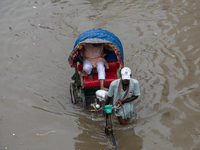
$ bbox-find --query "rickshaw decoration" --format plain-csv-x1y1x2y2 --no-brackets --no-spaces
68,28,124,68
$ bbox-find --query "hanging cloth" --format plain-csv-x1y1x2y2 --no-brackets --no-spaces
116,79,131,103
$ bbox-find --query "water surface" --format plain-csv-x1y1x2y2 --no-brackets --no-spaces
0,0,200,149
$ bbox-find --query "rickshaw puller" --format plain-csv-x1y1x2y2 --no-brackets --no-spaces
105,67,140,125
80,43,112,91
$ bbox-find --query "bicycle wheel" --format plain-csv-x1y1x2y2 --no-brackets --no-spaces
109,131,117,150
70,83,77,104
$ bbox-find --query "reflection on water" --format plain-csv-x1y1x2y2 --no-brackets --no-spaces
74,111,143,150
0,0,200,149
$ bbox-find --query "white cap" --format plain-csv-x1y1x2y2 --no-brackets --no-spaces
121,67,131,80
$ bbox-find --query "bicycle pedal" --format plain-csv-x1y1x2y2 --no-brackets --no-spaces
107,127,112,132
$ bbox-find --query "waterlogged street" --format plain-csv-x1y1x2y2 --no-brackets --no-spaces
0,0,200,149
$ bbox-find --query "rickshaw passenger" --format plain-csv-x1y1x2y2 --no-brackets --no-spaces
105,67,140,125
80,43,112,91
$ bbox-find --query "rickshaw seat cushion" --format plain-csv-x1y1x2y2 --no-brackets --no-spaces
77,61,120,72
83,71,117,88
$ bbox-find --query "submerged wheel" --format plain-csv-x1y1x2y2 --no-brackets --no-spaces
70,83,77,104
81,91,86,108
105,127,117,150
109,131,117,150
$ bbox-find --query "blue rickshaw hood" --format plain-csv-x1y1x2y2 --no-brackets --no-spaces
68,29,124,67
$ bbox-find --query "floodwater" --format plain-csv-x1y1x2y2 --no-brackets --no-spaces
0,0,200,149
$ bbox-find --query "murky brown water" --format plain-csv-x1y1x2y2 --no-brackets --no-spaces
0,0,200,149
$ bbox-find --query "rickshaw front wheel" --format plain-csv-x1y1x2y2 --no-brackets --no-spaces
70,83,77,104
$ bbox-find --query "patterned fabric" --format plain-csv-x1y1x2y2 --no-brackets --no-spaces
80,44,108,68
69,43,87,67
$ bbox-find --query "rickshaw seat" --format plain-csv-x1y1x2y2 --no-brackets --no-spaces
83,71,117,87
77,61,120,88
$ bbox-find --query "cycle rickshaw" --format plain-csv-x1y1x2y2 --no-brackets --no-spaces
68,29,124,149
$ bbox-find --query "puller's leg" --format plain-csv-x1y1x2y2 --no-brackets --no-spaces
118,116,127,125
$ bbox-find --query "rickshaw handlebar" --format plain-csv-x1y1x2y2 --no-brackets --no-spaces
111,105,121,110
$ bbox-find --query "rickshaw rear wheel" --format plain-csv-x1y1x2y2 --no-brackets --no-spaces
81,91,86,108
70,83,77,104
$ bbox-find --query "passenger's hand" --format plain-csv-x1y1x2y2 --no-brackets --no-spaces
81,70,88,76
105,64,109,69
115,100,121,106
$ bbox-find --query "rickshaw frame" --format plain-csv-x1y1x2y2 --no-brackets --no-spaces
68,29,124,149
68,28,124,108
